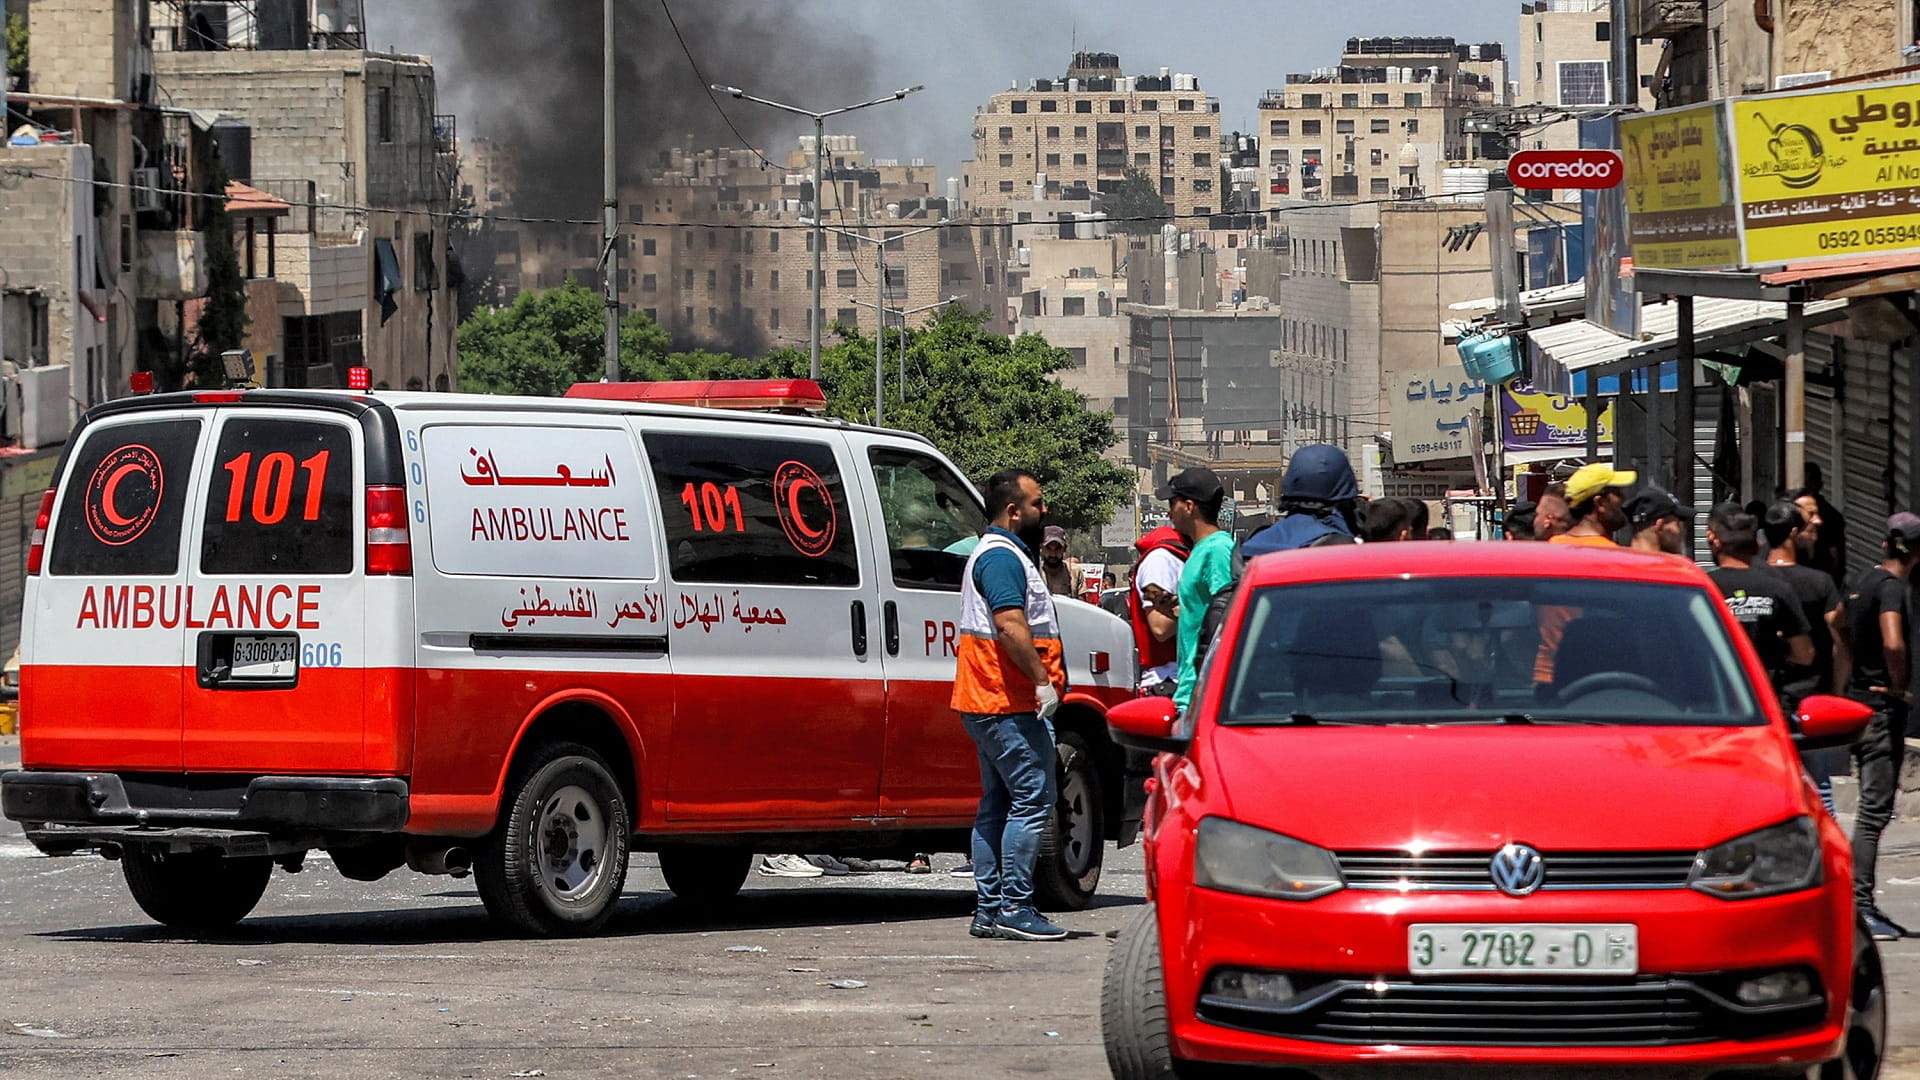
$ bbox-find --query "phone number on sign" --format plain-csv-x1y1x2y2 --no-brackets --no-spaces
1817,222,1920,251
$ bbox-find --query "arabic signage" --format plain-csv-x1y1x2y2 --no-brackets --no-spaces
1501,380,1616,454
1508,149,1623,190
1621,103,1741,270
424,425,656,580
1390,365,1487,464
1731,82,1920,265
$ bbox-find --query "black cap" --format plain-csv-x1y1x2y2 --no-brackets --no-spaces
1156,467,1224,503
1624,486,1693,531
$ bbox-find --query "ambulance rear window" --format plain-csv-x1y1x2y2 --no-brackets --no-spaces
199,418,354,575
49,418,202,577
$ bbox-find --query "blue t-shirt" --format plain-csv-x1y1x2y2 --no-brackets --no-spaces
970,526,1032,613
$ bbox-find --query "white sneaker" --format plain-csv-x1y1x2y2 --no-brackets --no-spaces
758,854,823,878
803,854,852,876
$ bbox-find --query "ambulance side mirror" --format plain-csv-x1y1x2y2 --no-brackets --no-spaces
1107,696,1187,754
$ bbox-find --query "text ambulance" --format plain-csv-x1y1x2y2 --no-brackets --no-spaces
1,379,1141,936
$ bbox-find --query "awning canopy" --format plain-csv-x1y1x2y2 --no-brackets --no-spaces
1529,296,1849,378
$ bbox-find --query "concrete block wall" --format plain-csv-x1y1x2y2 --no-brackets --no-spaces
25,0,135,100
152,51,357,207
274,232,368,318
0,145,102,378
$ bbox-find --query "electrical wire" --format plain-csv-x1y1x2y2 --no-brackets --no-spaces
657,0,786,174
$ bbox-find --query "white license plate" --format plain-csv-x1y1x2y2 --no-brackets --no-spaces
1409,924,1638,975
230,636,298,680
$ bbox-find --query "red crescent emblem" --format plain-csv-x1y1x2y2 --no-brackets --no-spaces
99,463,142,527
772,460,837,558
84,444,164,546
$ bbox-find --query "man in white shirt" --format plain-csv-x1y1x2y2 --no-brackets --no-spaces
1128,525,1190,697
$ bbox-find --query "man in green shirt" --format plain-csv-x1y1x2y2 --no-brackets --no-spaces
1159,467,1233,713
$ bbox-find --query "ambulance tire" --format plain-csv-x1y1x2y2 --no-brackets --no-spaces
1034,728,1104,912
121,847,272,931
477,741,632,938
657,846,752,905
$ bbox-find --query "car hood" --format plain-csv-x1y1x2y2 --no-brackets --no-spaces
1202,722,1803,852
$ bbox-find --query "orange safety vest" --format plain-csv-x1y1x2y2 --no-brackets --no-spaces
951,531,1068,715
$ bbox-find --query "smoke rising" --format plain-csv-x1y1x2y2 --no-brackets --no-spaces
391,0,877,217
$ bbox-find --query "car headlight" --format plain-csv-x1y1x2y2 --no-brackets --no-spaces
1689,817,1820,900
1194,817,1344,901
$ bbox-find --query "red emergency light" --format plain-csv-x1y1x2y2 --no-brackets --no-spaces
129,371,155,395
347,366,373,391
566,378,829,414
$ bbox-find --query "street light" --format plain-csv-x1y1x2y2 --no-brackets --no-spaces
708,82,925,383
849,294,962,403
811,219,945,427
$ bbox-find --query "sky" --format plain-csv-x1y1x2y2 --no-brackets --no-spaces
376,0,1522,179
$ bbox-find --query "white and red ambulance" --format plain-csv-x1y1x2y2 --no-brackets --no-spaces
1,376,1142,936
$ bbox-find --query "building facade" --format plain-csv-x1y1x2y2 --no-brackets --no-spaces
1516,1,1663,151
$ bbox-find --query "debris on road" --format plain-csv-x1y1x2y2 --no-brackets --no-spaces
508,1071,546,1078
725,945,768,953
9,1022,71,1038
823,979,868,990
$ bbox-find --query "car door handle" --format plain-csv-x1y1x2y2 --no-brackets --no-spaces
850,600,868,657
883,601,900,656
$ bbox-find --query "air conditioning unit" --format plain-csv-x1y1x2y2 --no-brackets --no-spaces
15,364,72,451
131,167,163,212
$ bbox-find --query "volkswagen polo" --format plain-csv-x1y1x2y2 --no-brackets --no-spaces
1101,543,1881,1080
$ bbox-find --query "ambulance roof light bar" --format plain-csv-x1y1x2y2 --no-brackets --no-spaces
565,379,828,415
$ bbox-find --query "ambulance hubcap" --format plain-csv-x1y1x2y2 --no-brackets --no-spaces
1060,766,1095,877
536,784,608,902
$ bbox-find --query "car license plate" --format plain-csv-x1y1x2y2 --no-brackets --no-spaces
230,635,298,681
1408,924,1637,975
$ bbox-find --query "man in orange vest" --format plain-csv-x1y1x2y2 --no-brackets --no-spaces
953,468,1070,942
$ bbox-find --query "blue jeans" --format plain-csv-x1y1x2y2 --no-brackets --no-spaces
962,710,1057,914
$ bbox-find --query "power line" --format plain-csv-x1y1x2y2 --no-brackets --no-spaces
656,0,786,174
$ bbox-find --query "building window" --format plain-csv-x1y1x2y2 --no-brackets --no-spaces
769,308,780,329
1595,20,1611,40
1041,99,1057,112
702,269,714,290
642,237,656,256
1406,118,1419,133
683,268,694,289
837,233,857,252
1193,125,1210,139
644,308,657,323
1558,60,1609,106
1269,119,1289,137
1074,125,1088,138
837,307,859,325
1371,177,1390,195
1193,152,1211,166
642,273,657,292
770,270,780,290
683,306,694,324
1062,296,1086,316
1404,92,1424,108
745,269,755,289
1046,125,1060,138
1536,61,1544,82
1066,347,1088,367
1140,99,1158,112
1194,178,1212,192
1075,100,1093,113
1074,153,1088,165
1135,152,1152,166
1371,118,1390,134
1010,99,1028,113
1372,93,1389,106
1135,124,1152,138
999,126,1014,140
1046,153,1061,167
1341,94,1359,108
1177,98,1196,111
1302,120,1322,136
1335,119,1355,134
707,230,717,249
999,153,1015,167
683,229,694,249
707,307,717,327
1161,177,1175,195
1370,147,1383,165
837,269,858,288
377,87,393,143
1194,205,1210,215
769,231,780,252
999,180,1016,192
1301,93,1323,108
1109,99,1126,112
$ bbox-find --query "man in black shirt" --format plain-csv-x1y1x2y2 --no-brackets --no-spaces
1705,504,1813,692
1845,512,1920,940
1764,500,1852,816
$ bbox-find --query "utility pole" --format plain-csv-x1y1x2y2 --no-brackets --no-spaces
874,243,886,427
1609,0,1637,110
600,0,619,382
814,116,824,381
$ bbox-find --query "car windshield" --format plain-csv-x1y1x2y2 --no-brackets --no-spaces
1220,577,1760,727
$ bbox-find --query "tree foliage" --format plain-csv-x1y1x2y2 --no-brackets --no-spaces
5,13,26,83
1103,168,1172,236
191,160,250,386
455,293,1132,529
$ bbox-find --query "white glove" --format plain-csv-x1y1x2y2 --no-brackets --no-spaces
1034,682,1061,720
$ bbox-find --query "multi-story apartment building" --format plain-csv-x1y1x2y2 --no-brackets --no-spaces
461,136,520,219
1516,1,1662,151
152,2,460,391
1257,37,1509,203
963,52,1224,221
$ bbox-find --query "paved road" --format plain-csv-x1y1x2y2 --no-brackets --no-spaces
2,734,1920,1079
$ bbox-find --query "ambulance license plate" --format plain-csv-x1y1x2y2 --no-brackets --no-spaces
230,635,298,681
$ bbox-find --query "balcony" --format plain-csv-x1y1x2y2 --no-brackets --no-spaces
1634,0,1705,37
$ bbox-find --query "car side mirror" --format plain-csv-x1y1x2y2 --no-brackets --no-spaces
1107,696,1188,754
1794,694,1874,750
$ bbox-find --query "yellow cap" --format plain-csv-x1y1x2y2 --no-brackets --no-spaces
1565,462,1637,506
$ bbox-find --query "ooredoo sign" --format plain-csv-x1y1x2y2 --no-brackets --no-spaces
1507,149,1623,189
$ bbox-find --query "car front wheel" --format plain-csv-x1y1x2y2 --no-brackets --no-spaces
1818,918,1887,1080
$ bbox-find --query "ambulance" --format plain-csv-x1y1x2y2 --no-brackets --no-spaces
1,375,1142,936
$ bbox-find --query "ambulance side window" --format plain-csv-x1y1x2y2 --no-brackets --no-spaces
48,418,202,577
868,448,985,592
200,418,354,575
645,432,859,587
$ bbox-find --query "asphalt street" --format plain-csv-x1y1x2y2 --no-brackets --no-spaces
2,735,1920,1079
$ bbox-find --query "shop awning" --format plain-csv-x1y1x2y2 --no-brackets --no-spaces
1529,297,1849,378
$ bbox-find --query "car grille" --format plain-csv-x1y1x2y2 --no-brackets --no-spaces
1335,849,1698,891
1198,978,1775,1047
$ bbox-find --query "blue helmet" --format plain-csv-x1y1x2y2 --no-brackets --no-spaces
1282,444,1359,503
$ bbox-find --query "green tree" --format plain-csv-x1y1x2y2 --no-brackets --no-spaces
188,160,250,387
456,281,675,395
1103,168,1172,236
5,12,26,85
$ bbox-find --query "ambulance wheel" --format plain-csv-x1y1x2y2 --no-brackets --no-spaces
121,847,272,931
657,846,752,905
477,741,631,937
1035,728,1104,911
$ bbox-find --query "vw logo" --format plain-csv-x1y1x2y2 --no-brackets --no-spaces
1490,842,1545,897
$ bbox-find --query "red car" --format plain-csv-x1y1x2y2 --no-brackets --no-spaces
1101,543,1882,1080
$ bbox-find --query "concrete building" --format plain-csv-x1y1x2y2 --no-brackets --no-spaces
1257,38,1509,203
152,12,460,391
1009,232,1131,435
1517,1,1662,151
460,136,520,220
963,52,1224,220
